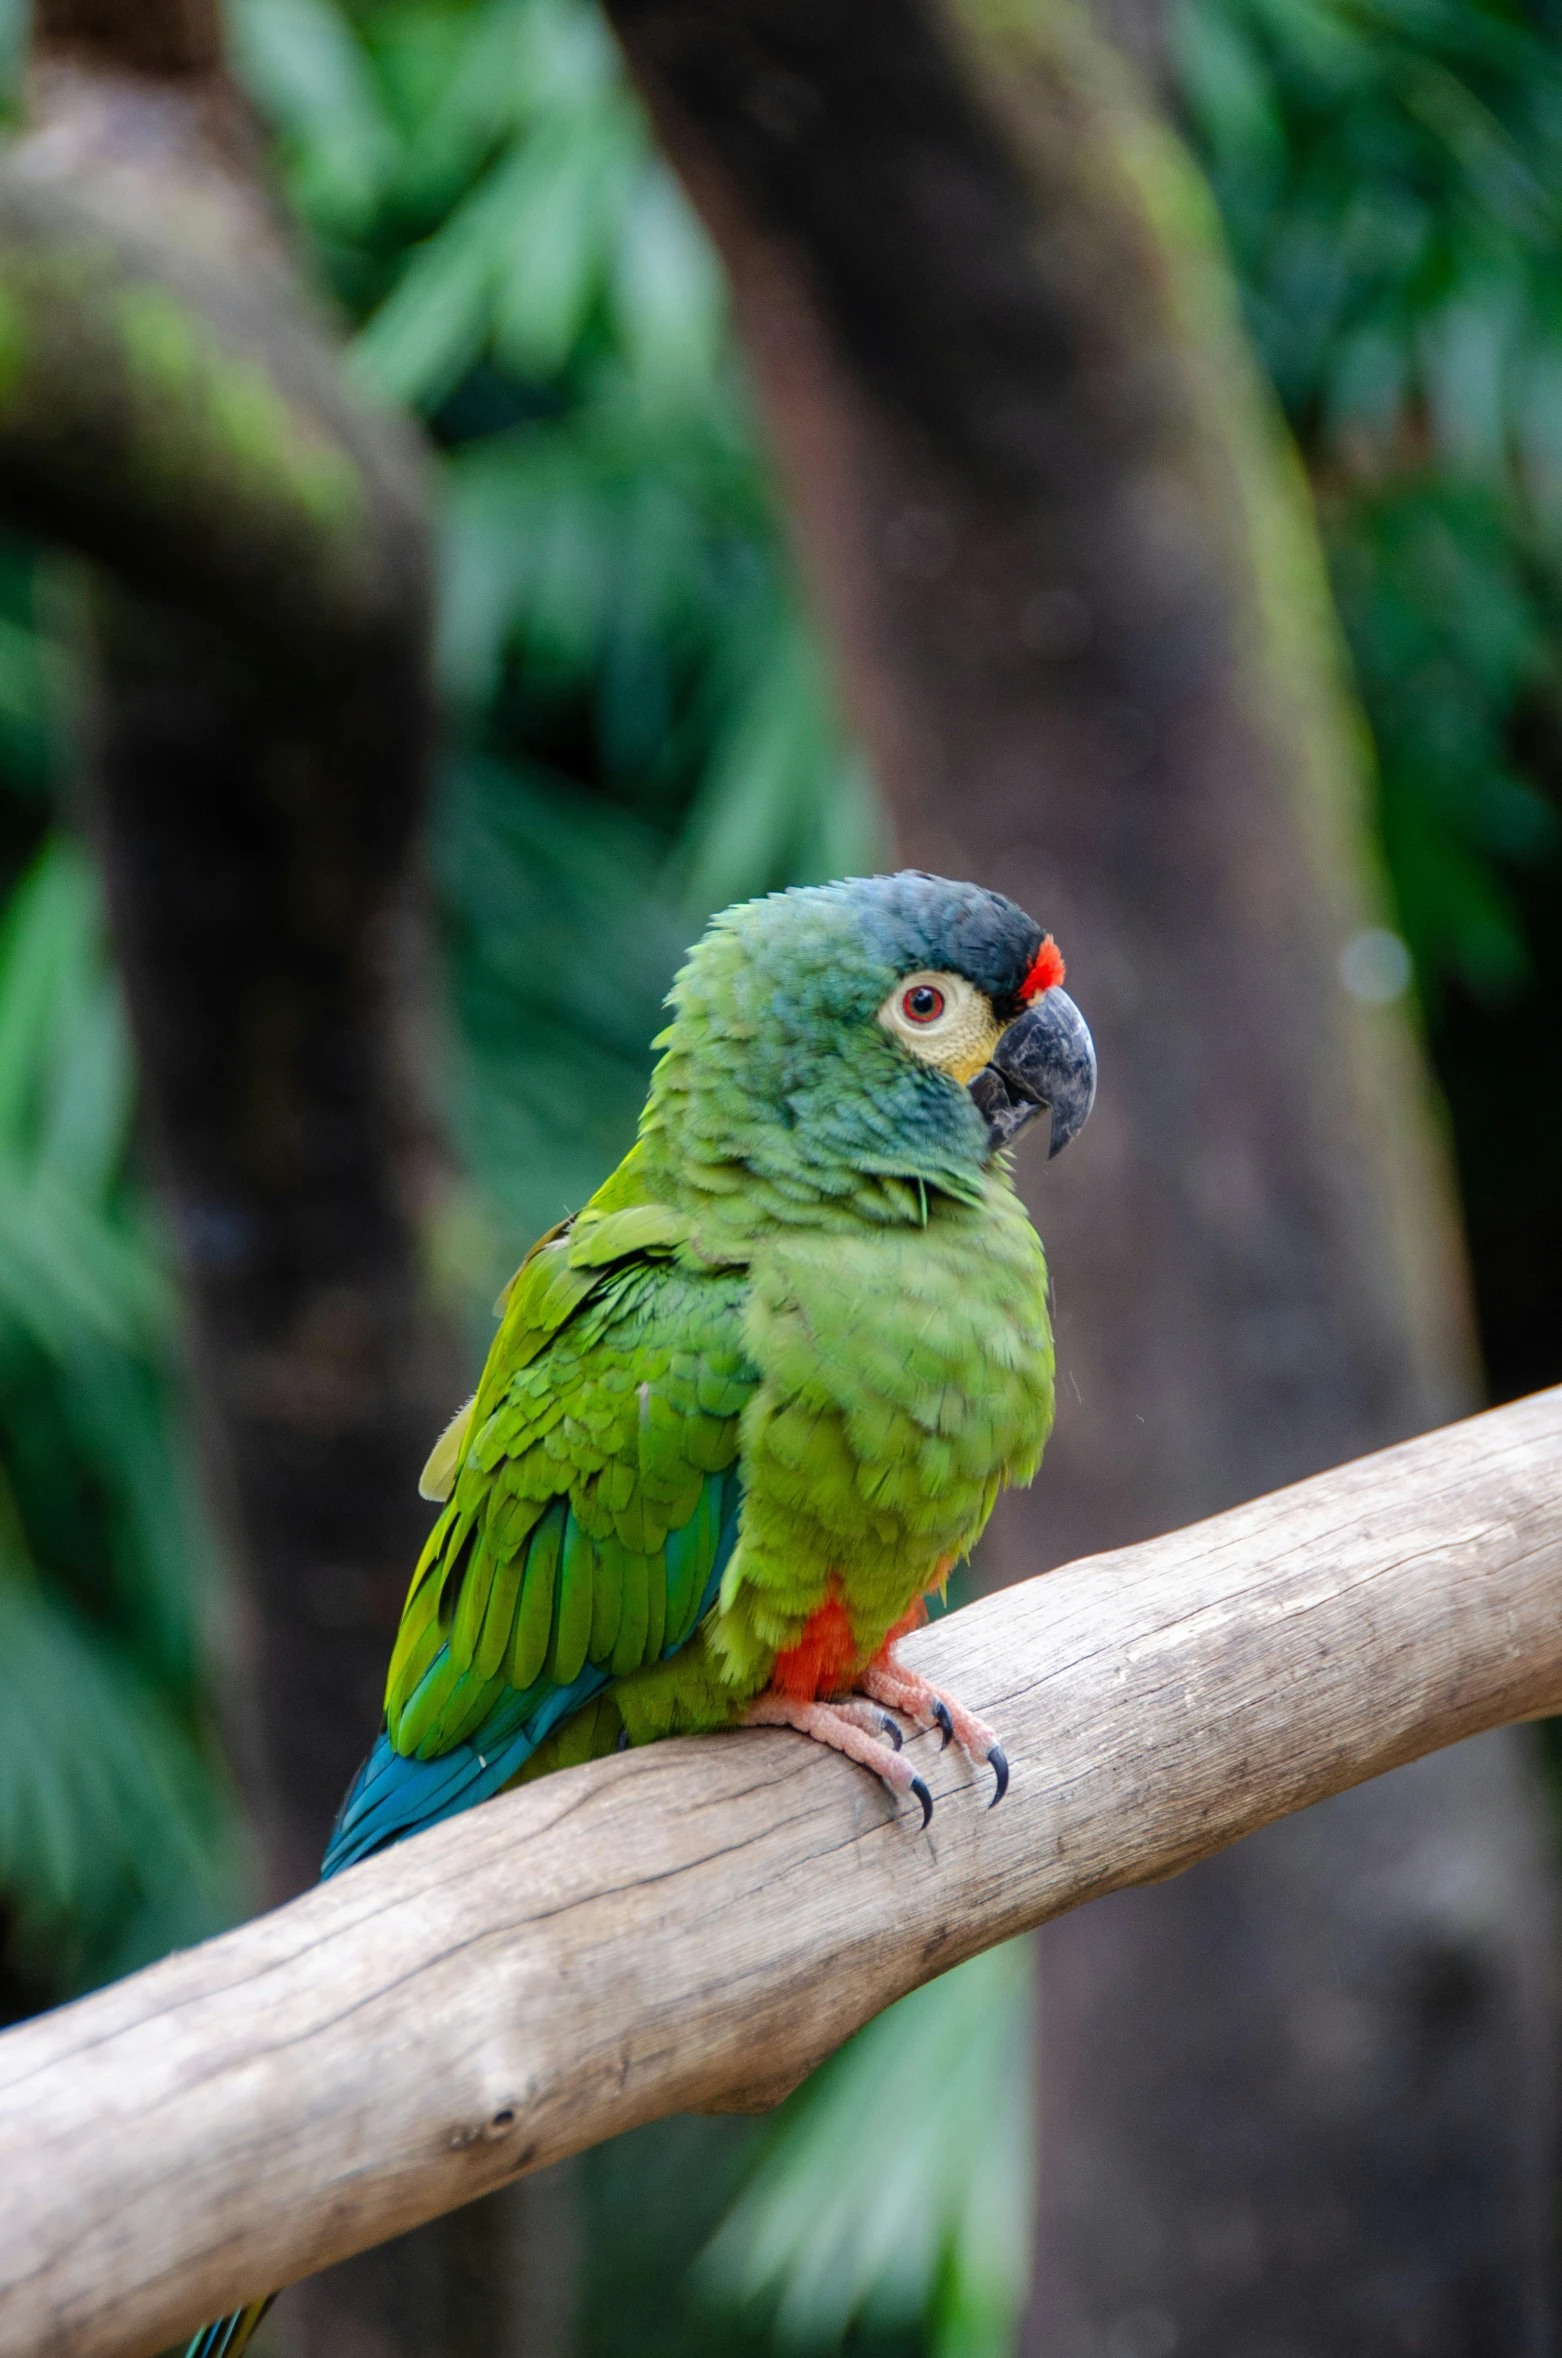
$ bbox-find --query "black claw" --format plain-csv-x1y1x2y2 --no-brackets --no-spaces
987,1745,1010,1808
877,1712,903,1750
615,1728,631,1753
910,1776,934,1830
931,1698,955,1750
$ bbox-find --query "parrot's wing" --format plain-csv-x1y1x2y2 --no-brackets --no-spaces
322,1210,753,1876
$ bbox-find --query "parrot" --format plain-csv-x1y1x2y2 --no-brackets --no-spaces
185,870,1095,2358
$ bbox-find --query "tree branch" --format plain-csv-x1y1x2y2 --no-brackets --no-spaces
0,171,425,667
2,1387,1559,2358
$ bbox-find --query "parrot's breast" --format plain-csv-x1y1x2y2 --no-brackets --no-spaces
708,1176,1055,1689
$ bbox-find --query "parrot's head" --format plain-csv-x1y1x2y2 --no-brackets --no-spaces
648,871,1095,1218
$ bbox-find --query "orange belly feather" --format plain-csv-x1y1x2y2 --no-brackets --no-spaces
770,1586,931,1702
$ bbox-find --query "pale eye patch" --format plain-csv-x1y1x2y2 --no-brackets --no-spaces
877,969,1004,1083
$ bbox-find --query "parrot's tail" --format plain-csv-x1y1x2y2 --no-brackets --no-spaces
184,2294,275,2356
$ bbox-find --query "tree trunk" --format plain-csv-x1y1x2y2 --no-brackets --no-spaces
599,0,1558,2343
0,9,543,2351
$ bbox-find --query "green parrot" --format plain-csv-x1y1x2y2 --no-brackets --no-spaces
186,871,1093,2358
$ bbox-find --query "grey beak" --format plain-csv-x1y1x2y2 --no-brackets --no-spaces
969,988,1097,1159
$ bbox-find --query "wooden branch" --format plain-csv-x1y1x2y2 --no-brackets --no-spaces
3,1388,1561,2358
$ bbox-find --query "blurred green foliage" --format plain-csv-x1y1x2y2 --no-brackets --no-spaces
1175,0,1562,1003
0,554,238,2017
1172,0,1562,1393
700,1942,1036,2358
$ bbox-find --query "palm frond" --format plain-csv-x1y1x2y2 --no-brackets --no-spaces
0,1561,238,1995
0,844,238,2001
701,1944,1037,2358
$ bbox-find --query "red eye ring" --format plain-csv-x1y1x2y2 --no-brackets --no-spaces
901,984,946,1025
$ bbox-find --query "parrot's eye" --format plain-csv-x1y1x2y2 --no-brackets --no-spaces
878,969,1004,1082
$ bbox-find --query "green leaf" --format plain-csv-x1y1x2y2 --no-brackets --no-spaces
700,1942,1037,2358
230,0,401,234
0,1568,239,1994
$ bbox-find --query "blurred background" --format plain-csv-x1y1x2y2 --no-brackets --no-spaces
0,0,1558,2351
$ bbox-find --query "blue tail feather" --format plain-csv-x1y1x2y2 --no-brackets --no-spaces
320,1661,612,1878
185,2295,274,2357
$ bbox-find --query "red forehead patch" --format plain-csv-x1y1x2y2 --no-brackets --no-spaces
1020,935,1065,1000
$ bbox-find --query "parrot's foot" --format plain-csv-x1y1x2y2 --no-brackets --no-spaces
857,1661,1009,1807
744,1694,932,1827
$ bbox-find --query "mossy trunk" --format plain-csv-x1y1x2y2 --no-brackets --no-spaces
602,0,1558,2343
0,8,548,2351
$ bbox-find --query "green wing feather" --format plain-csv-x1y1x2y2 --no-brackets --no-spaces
385,1164,756,1763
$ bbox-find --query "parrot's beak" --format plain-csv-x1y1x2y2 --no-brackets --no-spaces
969,987,1097,1159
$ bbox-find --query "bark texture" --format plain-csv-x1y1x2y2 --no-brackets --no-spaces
4,1385,1562,2358
15,0,437,1901
0,12,530,2353
598,0,1556,2343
